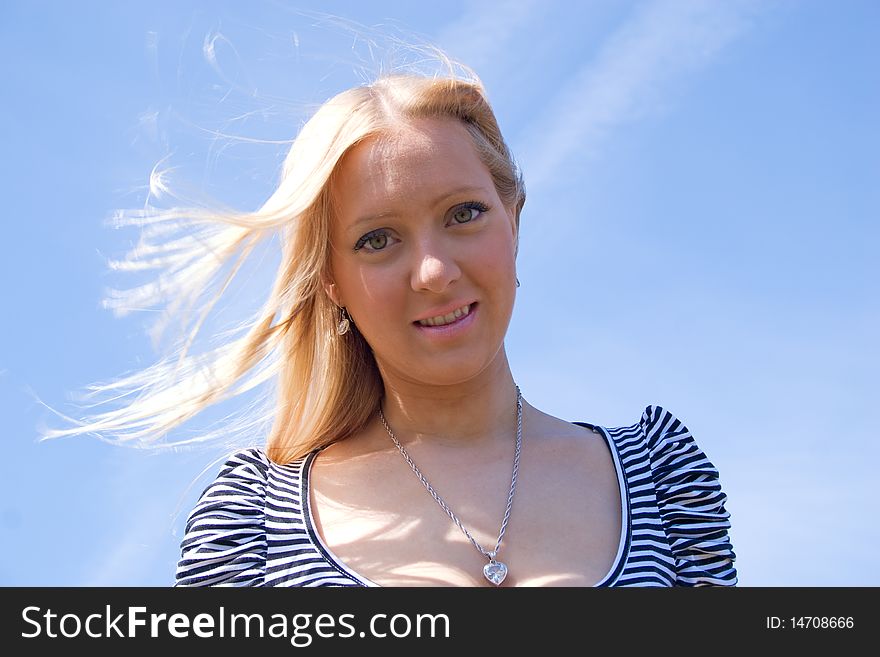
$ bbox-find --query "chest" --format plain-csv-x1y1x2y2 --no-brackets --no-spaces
305,435,623,586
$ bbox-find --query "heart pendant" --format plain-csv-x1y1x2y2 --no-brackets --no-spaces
483,560,508,586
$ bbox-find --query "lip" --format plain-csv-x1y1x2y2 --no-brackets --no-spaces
413,302,478,338
412,300,477,324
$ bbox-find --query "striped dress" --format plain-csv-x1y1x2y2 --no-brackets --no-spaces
175,405,738,587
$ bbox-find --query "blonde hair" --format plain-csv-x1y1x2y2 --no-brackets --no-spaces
40,51,526,465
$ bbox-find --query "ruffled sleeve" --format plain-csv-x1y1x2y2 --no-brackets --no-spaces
641,405,738,586
175,448,269,586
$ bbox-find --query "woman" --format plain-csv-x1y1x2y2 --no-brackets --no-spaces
168,66,738,587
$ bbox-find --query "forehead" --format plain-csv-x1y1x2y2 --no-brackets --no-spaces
332,117,492,219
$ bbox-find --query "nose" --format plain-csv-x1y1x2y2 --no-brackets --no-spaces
410,237,461,293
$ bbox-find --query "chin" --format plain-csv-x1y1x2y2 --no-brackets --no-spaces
392,348,503,387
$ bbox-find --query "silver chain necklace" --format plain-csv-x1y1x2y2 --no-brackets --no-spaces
378,385,522,586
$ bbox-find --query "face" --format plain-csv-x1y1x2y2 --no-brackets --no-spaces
326,116,518,388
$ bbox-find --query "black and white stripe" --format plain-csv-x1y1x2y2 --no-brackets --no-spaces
176,405,737,587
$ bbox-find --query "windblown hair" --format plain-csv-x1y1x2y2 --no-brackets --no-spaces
41,52,526,465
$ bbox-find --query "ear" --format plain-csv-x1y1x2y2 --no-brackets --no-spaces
323,277,344,308
506,205,520,259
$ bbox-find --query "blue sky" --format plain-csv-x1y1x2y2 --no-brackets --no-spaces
2,0,877,586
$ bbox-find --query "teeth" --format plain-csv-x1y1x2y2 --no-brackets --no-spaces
418,304,471,327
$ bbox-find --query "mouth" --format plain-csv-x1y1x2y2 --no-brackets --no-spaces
414,302,475,327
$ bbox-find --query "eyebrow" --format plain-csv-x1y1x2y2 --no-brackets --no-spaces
347,185,490,232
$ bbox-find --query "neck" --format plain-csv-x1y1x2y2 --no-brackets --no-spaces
375,347,521,449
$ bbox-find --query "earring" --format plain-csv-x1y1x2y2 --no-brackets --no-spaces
337,307,351,336
516,277,521,288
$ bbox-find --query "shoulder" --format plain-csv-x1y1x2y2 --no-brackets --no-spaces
637,404,711,469
594,404,718,468
632,405,738,586
175,448,273,587
214,447,272,485
192,447,272,511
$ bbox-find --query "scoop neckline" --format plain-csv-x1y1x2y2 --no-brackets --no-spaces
299,422,631,587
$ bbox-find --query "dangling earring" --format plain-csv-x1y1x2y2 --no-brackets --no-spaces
337,306,351,336
516,277,521,288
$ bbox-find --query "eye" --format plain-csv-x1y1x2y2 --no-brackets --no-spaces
354,229,393,253
451,201,490,224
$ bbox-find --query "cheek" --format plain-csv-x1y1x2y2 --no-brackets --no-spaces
348,269,404,325
469,230,516,278
365,280,398,312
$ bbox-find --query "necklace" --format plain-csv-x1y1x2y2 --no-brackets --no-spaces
378,385,522,586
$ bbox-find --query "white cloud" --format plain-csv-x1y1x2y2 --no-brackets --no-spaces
83,514,169,586
433,0,542,74
519,0,762,189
